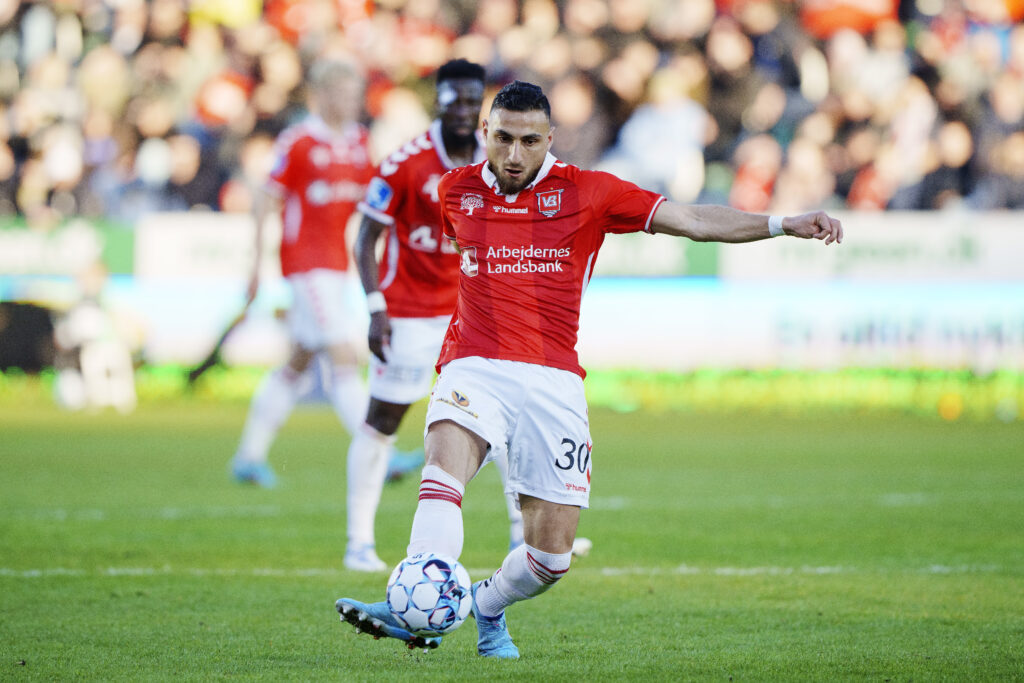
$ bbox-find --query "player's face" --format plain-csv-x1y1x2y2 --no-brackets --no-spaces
437,78,484,145
483,107,553,196
314,73,363,125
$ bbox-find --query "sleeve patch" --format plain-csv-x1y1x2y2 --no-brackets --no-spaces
364,177,395,212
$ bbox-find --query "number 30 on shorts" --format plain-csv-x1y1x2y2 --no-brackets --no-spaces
557,438,592,473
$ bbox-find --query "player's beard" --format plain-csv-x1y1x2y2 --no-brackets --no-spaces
491,163,538,196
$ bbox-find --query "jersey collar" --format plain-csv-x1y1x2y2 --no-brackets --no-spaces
306,115,359,143
431,120,486,170
481,152,559,201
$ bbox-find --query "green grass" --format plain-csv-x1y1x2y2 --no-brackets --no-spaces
1,380,1023,680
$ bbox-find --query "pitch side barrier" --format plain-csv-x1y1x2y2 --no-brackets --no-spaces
1,212,1022,370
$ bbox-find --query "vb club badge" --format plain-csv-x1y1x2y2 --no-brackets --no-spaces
537,189,563,217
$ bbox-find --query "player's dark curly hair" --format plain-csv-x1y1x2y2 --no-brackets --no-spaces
437,59,485,85
490,80,550,120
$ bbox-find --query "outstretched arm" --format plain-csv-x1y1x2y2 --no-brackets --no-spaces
650,202,843,245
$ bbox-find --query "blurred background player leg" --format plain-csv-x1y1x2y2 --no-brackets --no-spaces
229,354,313,488
344,421,393,571
385,449,425,482
489,447,525,551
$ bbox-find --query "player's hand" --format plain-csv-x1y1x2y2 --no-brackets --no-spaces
367,311,391,363
783,211,843,245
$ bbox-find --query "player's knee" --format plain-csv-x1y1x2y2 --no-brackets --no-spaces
365,400,408,435
286,347,315,373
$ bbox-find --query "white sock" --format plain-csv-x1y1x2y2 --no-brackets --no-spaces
235,366,303,463
473,543,571,618
346,423,395,548
328,365,368,434
491,450,525,547
406,465,465,559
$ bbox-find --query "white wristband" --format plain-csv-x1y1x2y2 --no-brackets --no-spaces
768,215,785,237
365,291,387,314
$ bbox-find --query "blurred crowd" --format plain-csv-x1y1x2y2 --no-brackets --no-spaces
2,0,1024,229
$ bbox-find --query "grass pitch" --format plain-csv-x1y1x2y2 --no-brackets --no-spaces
1,382,1022,680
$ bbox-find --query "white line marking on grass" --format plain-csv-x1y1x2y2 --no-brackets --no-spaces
158,505,282,520
598,565,849,577
5,504,296,522
0,564,1005,579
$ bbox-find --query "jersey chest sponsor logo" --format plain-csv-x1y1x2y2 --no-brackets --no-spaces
310,143,368,168
537,189,563,217
306,179,366,205
459,243,571,276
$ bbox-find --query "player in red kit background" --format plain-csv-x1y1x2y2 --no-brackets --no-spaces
344,60,525,573
336,81,843,655
230,61,373,495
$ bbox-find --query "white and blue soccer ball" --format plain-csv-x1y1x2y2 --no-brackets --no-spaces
386,553,473,636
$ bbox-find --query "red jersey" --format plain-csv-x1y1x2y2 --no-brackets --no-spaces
437,154,665,378
357,121,485,318
267,116,373,276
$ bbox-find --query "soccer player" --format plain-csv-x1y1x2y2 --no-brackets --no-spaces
229,60,373,493
335,81,843,655
344,60,525,573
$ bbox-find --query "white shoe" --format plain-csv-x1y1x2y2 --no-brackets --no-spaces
571,537,593,557
344,544,388,572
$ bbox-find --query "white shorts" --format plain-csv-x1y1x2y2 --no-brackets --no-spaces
287,269,361,349
368,315,450,404
424,356,592,508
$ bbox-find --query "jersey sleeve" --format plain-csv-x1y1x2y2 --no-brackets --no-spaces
438,170,457,241
267,132,302,195
358,175,397,225
588,170,665,235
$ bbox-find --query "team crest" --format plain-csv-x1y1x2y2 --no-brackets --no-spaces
461,193,484,216
537,190,563,217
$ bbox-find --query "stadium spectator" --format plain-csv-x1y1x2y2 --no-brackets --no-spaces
335,80,843,657
2,0,1024,222
228,60,374,494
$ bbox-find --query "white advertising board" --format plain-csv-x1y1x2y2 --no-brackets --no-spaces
4,211,1022,369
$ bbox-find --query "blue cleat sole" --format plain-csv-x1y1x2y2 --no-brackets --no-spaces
335,598,440,650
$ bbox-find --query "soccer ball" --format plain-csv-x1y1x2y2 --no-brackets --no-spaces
386,553,473,637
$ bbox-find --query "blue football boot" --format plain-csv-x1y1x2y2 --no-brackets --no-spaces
230,459,277,488
385,449,425,483
470,581,520,659
335,598,441,650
